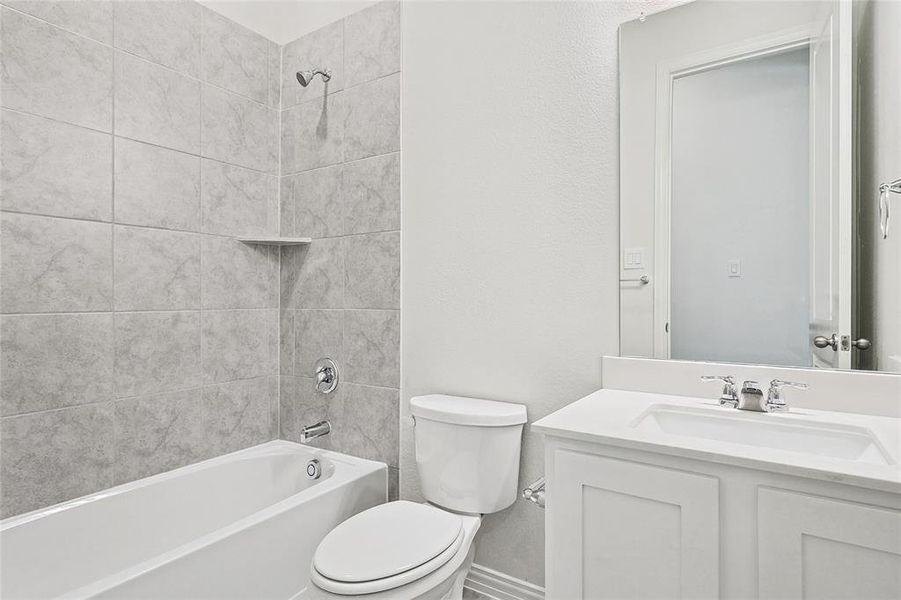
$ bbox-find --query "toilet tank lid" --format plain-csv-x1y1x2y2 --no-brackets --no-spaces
411,395,527,427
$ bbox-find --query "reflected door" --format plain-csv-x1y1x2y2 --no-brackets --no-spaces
809,0,853,369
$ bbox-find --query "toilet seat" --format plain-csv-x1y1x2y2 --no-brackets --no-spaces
311,501,465,596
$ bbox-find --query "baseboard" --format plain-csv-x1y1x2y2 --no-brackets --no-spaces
464,564,545,600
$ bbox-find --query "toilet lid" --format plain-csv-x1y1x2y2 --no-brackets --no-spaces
313,501,463,584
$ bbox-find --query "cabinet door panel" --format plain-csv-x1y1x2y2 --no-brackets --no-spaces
549,450,719,599
758,488,901,599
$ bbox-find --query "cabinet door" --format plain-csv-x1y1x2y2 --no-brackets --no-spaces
758,488,901,599
548,450,720,599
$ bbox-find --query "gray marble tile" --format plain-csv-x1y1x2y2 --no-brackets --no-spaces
388,466,399,501
114,51,201,154
114,138,200,232
294,165,344,239
267,308,280,375
294,309,343,377
282,238,345,309
279,309,295,376
281,20,343,109
344,310,399,388
279,176,296,236
1,314,114,416
281,92,344,175
202,85,278,174
4,0,113,44
114,226,201,311
1,109,112,221
113,389,205,484
278,375,331,447
201,236,275,309
329,383,399,466
202,376,273,455
345,231,400,309
0,403,116,518
201,309,270,384
202,7,268,103
343,74,399,161
269,375,280,439
1,8,112,131
201,160,278,237
268,41,280,109
114,311,202,398
344,1,400,87
343,153,400,234
113,0,201,77
0,213,112,313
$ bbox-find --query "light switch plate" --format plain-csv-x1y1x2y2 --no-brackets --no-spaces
727,259,742,278
623,247,645,270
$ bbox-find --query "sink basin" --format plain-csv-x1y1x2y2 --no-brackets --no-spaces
632,405,894,465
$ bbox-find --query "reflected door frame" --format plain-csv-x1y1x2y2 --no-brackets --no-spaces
652,24,819,360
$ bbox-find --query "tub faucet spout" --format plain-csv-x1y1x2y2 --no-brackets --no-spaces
300,420,331,443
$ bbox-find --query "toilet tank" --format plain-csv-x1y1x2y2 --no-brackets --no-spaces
411,395,527,515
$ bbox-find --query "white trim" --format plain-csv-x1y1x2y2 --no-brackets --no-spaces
464,564,544,600
651,23,817,359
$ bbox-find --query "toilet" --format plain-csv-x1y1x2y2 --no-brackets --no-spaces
307,394,528,600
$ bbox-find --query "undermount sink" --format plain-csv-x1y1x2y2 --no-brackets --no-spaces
632,405,894,465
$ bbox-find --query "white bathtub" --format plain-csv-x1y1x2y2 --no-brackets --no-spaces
0,440,386,599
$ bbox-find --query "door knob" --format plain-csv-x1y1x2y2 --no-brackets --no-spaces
813,334,838,350
851,337,871,350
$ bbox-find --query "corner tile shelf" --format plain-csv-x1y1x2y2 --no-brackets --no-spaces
236,237,312,246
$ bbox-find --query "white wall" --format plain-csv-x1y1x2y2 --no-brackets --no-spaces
201,0,376,44
400,0,678,585
857,0,901,372
670,49,811,366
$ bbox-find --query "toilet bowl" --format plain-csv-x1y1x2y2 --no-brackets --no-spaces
307,395,527,600
306,502,481,600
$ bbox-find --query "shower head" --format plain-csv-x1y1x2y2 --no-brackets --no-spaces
296,68,332,87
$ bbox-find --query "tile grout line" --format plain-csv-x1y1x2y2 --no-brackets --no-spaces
2,373,278,421
1,105,279,177
199,3,206,425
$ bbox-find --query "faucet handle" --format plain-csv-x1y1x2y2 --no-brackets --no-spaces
766,379,808,412
701,375,738,408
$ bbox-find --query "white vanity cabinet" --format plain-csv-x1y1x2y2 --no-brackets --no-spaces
543,437,901,600
534,390,901,600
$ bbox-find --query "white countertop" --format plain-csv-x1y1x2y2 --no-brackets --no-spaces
532,389,901,494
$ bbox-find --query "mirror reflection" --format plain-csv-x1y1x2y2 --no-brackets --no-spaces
619,0,900,372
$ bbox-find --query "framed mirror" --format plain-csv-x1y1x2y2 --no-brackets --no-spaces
619,0,900,372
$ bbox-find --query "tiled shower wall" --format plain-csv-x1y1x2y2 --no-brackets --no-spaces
277,2,402,498
0,1,282,517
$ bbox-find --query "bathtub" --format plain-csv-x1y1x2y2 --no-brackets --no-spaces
0,440,386,599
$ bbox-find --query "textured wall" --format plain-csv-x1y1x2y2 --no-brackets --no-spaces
0,0,282,518
277,2,402,499
400,0,672,586
857,0,901,372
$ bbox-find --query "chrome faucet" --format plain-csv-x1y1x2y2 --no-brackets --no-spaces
765,379,808,412
703,376,808,412
300,420,331,443
737,380,766,412
700,375,738,408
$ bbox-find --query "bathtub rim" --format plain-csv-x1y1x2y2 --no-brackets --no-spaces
2,440,388,599
1,440,385,531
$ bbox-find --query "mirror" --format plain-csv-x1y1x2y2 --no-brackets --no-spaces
619,0,901,372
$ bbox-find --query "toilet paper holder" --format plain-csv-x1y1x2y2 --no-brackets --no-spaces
522,476,546,508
